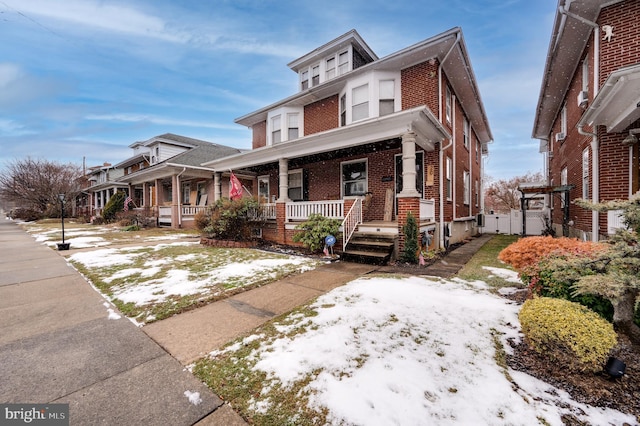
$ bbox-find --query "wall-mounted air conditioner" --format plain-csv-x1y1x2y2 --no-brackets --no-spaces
577,90,588,108
555,132,565,142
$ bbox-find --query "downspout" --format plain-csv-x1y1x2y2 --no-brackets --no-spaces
176,167,186,227
560,4,600,241
438,32,460,249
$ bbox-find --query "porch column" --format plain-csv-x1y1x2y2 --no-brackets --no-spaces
155,179,163,205
277,158,291,202
171,174,180,229
128,184,134,201
398,132,421,197
397,132,421,257
276,158,290,244
214,172,222,201
143,182,150,207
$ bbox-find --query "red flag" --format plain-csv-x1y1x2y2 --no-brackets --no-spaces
229,172,243,200
124,195,133,211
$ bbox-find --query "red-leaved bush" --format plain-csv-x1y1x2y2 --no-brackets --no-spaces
498,236,607,291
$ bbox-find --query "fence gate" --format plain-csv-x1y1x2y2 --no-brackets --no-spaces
480,209,548,236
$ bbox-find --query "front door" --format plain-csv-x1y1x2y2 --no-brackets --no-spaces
395,151,424,215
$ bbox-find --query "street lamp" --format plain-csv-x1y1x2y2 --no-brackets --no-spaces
57,193,70,251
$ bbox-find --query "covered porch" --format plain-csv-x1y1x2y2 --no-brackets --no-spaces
204,106,449,253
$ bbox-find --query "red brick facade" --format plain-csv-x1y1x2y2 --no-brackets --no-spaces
304,95,339,136
545,0,640,238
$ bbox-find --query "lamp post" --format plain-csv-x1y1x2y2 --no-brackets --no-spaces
57,193,70,250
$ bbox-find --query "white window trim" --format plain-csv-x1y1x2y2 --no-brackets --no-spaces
463,170,470,205
288,169,304,201
258,175,270,204
463,116,469,149
582,148,589,199
267,107,304,145
339,70,400,126
341,158,368,198
445,86,452,125
446,157,452,201
561,104,567,135
297,47,352,91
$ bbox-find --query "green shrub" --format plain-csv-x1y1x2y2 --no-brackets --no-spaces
292,213,341,253
519,297,617,372
102,191,126,223
401,212,418,264
196,197,263,241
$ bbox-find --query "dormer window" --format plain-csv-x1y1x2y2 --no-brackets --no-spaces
312,65,320,86
301,70,309,90
271,115,282,144
379,80,395,117
352,84,369,122
326,57,336,79
287,113,299,140
338,51,349,75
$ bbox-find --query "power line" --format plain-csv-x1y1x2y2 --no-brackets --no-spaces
0,0,64,39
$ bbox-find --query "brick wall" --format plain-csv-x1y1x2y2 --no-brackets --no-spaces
401,60,440,113
304,95,339,136
598,0,640,85
252,121,267,149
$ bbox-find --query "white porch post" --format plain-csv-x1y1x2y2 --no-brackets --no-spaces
398,132,421,197
214,172,222,201
278,158,291,202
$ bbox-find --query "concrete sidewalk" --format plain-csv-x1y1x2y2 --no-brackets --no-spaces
0,217,227,425
1,217,491,425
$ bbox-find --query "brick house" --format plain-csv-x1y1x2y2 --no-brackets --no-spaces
204,28,492,260
84,162,127,218
533,0,640,241
115,133,243,228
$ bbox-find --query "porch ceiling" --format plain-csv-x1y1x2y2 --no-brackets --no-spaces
204,106,450,171
578,63,640,133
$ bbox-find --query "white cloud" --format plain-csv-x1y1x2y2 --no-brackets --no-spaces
0,63,21,88
7,0,188,43
84,113,243,131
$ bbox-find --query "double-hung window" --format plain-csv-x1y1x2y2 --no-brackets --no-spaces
342,160,367,197
340,94,347,126
446,157,452,200
582,148,589,199
463,117,470,149
288,170,303,201
352,84,369,122
287,113,299,140
463,171,470,205
271,115,281,144
311,65,320,86
338,51,349,75
258,176,270,203
301,70,309,90
326,57,336,80
379,80,395,116
445,86,452,125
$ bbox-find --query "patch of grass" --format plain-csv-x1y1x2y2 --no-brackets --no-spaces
192,307,328,425
456,234,520,289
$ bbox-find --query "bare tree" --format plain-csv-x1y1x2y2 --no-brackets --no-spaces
0,157,84,217
484,172,544,213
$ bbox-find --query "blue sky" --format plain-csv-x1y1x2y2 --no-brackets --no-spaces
0,0,556,180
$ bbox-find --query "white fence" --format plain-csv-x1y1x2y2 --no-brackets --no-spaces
481,209,549,235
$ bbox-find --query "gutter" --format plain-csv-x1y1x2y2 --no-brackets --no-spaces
559,3,600,241
438,32,459,249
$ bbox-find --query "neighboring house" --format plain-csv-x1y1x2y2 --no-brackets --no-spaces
532,0,640,241
204,28,492,259
116,133,243,228
84,163,127,218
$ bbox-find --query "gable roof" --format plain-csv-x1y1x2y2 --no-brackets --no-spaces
532,0,625,139
236,27,492,145
117,134,243,183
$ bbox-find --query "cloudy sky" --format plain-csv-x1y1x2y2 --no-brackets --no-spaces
0,0,556,180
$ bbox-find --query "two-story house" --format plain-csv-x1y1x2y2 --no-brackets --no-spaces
116,133,243,228
204,28,492,260
532,0,640,241
85,163,127,218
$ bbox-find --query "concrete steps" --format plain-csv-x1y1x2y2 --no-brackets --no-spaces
342,231,396,265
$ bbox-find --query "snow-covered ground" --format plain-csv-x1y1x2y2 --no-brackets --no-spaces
208,274,635,426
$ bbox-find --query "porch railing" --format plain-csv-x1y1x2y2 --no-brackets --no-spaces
287,200,344,221
260,203,277,220
342,198,362,252
181,205,208,217
158,206,172,225
420,199,435,222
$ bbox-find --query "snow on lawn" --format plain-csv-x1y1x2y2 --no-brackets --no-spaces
209,276,635,425
482,266,522,284
68,243,319,323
